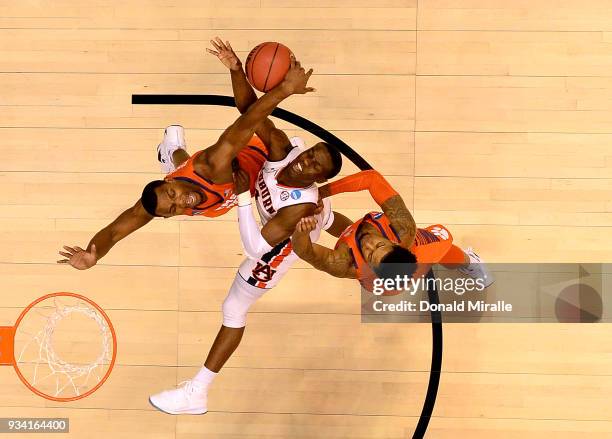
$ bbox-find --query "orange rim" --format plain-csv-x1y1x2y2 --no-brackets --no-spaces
12,292,117,402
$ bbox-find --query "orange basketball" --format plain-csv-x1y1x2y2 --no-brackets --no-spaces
245,42,292,93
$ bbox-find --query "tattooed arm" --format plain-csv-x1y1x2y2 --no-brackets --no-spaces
380,194,416,247
291,216,356,278
318,170,417,246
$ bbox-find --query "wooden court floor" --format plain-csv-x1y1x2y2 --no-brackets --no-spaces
0,1,611,437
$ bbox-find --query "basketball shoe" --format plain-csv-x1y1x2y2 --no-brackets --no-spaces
148,380,207,415
457,247,495,288
157,125,187,174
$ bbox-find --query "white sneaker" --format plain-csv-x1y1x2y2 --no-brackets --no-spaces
457,247,495,288
149,380,207,415
157,125,187,174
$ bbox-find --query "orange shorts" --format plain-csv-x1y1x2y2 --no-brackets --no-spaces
411,225,454,264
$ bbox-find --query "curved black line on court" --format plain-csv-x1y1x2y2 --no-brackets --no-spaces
413,270,443,439
132,94,371,170
132,93,443,439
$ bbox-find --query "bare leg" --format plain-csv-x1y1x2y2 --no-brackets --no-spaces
172,149,190,168
203,325,245,372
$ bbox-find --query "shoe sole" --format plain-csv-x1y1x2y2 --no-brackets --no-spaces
156,144,175,174
148,397,207,415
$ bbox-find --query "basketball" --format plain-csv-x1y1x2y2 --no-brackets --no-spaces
245,42,292,92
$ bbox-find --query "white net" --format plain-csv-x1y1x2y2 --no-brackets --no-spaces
14,295,115,400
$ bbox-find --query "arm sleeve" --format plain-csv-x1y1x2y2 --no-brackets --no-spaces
327,170,398,207
237,192,273,259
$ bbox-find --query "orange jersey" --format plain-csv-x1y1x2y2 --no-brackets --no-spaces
165,135,268,217
336,212,453,289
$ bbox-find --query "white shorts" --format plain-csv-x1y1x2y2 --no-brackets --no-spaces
237,198,333,289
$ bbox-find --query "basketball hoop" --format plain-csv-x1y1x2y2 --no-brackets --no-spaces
0,292,117,402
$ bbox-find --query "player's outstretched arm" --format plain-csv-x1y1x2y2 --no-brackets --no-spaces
205,56,314,175
379,195,416,247
206,38,256,113
318,170,417,246
57,200,153,270
291,216,356,278
325,210,353,238
206,37,291,160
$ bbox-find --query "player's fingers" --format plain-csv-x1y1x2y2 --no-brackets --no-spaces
63,245,75,253
74,246,85,252
90,244,97,256
295,220,303,232
213,37,224,52
226,40,233,51
290,53,296,68
305,87,316,93
206,48,219,56
57,259,68,264
210,39,222,51
306,68,313,78
215,36,225,48
58,251,72,258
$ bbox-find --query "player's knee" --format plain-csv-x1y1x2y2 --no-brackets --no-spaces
221,293,248,328
222,279,264,328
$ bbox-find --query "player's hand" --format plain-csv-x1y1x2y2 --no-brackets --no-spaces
232,167,250,194
295,216,318,234
206,37,241,71
280,55,315,95
291,216,317,255
57,244,97,270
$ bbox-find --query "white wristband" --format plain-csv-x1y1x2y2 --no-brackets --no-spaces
237,191,252,207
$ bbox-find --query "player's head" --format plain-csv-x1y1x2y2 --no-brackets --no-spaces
287,142,342,184
359,231,417,271
141,179,205,217
372,245,418,281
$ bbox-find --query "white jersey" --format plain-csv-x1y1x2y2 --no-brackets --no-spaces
254,136,319,225
239,136,333,289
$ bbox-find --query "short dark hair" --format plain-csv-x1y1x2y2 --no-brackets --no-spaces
373,245,418,281
322,142,343,179
141,180,165,217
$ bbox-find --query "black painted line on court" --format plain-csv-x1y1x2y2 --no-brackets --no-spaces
413,270,443,439
131,93,443,439
131,94,371,170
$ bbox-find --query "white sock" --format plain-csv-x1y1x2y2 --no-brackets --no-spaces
193,366,217,388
